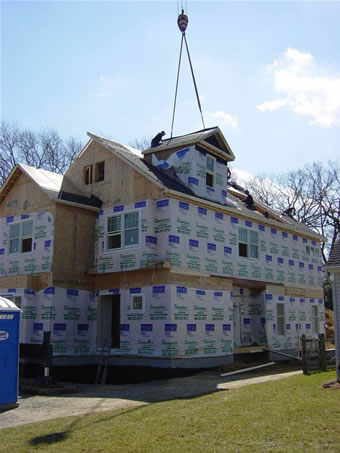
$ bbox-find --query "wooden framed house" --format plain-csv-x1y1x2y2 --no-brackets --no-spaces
0,127,326,368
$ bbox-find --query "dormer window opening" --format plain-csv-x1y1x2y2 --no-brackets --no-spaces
84,165,92,185
206,154,215,188
95,161,105,182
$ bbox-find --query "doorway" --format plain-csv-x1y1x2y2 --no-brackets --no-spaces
97,294,120,348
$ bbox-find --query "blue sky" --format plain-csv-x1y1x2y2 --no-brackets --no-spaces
1,1,339,177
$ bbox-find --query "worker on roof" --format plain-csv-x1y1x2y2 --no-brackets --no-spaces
151,131,166,148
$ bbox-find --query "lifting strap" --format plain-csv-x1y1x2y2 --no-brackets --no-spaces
170,10,205,138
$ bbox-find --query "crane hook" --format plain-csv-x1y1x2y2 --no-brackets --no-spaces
177,9,188,33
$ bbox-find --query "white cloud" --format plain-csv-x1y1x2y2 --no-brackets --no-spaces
208,110,238,129
230,168,254,183
256,48,340,127
256,99,288,112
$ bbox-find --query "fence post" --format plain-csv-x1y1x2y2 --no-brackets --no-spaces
302,335,308,374
318,333,327,372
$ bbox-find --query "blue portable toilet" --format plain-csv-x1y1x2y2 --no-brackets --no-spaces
0,296,21,409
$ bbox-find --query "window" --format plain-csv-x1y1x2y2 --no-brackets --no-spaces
84,165,92,185
306,245,320,258
206,155,215,188
238,227,259,259
312,305,319,334
9,220,33,254
95,161,105,182
107,211,140,250
132,294,144,312
277,303,285,336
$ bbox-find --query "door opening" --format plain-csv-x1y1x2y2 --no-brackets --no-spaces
97,294,120,348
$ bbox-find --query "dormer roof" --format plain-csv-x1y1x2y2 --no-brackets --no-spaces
143,127,235,163
0,163,101,209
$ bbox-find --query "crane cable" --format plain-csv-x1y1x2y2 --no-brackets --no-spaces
170,9,205,138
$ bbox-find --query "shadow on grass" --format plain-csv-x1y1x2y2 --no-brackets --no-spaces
30,431,67,445
27,399,146,447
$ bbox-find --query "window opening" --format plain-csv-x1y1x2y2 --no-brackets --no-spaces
277,303,285,336
84,165,92,185
95,161,105,182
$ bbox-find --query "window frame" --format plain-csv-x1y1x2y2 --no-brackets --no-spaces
8,219,34,255
105,209,141,252
306,245,320,258
95,161,105,182
206,154,216,188
276,302,285,336
238,226,259,260
131,294,145,313
311,305,319,335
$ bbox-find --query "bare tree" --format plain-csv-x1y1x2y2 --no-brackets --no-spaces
245,161,340,264
0,121,83,186
128,137,152,151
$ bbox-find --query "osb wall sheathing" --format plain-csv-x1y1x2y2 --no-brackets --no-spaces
266,283,323,299
0,272,52,292
52,203,96,287
65,141,164,208
0,172,55,218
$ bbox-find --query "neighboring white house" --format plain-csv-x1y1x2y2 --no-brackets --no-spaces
325,239,340,381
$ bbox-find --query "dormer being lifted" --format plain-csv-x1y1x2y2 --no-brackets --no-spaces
143,126,235,163
143,127,235,206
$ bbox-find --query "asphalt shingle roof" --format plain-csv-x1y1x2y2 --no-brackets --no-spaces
328,239,340,267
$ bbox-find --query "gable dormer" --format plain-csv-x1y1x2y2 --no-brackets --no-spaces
143,127,235,205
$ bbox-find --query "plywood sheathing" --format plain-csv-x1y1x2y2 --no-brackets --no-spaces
52,203,96,281
0,172,55,218
65,142,164,208
0,272,52,292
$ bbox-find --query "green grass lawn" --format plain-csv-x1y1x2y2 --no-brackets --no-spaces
2,371,340,453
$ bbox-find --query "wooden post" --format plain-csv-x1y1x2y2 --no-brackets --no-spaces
302,335,308,375
318,333,327,372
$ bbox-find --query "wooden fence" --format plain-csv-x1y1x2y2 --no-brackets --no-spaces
301,334,336,374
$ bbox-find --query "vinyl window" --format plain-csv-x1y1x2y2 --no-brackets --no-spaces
131,294,144,312
238,227,259,259
106,211,140,250
9,220,33,254
306,245,320,258
206,155,216,188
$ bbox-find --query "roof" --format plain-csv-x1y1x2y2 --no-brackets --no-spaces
327,239,340,269
87,132,325,241
0,163,101,209
0,296,20,311
142,127,235,162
